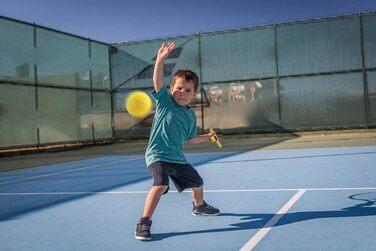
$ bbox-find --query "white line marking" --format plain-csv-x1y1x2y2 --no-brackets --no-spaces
0,191,149,195
1,187,376,196
0,158,141,185
204,187,376,192
240,189,306,251
203,187,376,192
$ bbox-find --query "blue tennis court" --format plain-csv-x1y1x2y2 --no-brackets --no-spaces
1,145,376,250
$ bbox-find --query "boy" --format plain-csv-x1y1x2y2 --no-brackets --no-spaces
135,42,220,241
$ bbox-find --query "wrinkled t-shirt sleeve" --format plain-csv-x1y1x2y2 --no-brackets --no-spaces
152,85,171,106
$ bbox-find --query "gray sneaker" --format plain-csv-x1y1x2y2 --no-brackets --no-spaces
192,200,220,216
135,217,152,241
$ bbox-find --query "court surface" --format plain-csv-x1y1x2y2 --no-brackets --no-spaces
1,132,376,250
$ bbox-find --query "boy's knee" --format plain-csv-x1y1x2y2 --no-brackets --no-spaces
192,186,203,191
153,185,168,193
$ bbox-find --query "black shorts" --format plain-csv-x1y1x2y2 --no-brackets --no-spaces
148,161,204,194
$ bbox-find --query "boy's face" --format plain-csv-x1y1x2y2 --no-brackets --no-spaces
170,77,197,106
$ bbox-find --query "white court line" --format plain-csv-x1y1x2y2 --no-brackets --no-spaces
202,187,376,192
240,189,306,251
0,157,141,186
1,187,376,195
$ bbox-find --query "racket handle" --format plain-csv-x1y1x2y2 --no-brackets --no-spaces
210,128,222,148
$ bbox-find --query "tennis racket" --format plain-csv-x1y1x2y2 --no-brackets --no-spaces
210,128,222,148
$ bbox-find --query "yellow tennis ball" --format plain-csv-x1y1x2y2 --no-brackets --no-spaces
125,91,152,118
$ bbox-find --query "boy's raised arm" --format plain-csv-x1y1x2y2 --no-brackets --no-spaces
153,42,175,93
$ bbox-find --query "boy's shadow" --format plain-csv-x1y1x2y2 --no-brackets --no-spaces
151,192,376,241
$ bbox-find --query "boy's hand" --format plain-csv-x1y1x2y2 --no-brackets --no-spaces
209,128,222,148
157,42,175,61
186,131,222,148
204,132,218,141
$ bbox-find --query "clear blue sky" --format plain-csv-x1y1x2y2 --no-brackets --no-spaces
1,0,376,44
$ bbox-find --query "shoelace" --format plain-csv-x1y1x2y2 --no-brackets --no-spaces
202,202,214,209
141,223,150,231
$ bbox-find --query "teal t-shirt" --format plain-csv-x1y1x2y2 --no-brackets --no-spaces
145,86,197,166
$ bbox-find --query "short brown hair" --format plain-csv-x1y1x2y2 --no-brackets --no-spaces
171,69,199,91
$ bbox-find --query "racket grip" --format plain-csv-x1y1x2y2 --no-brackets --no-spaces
210,128,222,148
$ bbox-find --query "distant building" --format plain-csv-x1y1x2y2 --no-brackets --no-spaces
16,63,30,78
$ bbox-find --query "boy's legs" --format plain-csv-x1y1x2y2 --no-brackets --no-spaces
143,185,168,218
191,186,220,216
136,162,220,240
136,162,170,241
135,185,168,241
143,162,171,218
167,163,220,216
191,186,203,206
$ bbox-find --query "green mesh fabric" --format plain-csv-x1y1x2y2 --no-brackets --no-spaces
1,12,376,147
0,17,112,147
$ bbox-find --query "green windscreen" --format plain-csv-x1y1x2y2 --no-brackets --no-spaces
0,17,112,149
2,12,376,147
90,43,111,89
364,14,376,68
0,83,37,147
277,16,362,76
202,79,280,132
200,27,276,82
37,87,92,143
92,91,112,139
113,12,376,139
280,73,366,128
368,71,376,123
0,18,35,83
37,28,90,88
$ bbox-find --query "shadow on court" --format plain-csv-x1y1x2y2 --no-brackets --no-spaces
0,151,262,221
211,150,376,164
151,193,376,241
0,133,300,221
